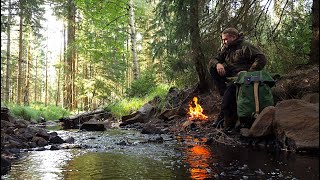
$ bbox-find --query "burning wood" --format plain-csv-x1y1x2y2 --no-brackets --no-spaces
188,97,208,120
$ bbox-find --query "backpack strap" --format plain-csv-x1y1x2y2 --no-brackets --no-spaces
253,81,259,118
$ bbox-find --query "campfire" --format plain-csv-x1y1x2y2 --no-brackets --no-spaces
188,96,208,121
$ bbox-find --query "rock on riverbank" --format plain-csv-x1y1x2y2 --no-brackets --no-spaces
1,107,71,175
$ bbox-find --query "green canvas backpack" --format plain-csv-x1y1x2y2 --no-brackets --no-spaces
234,70,275,119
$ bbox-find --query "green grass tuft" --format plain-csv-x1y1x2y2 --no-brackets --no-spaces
107,84,170,119
3,102,70,121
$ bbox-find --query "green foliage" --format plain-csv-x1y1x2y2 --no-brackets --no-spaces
261,2,312,73
74,0,129,104
32,103,70,121
147,84,170,100
147,83,170,110
149,0,198,88
106,98,145,119
5,102,70,121
21,0,46,37
126,69,157,97
163,57,198,88
106,83,170,119
10,105,38,121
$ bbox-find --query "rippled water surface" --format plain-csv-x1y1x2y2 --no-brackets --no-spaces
2,129,319,180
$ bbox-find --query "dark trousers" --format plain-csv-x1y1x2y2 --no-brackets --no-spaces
210,66,238,128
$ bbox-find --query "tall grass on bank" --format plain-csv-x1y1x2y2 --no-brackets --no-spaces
2,102,70,121
106,84,170,119
1,84,170,121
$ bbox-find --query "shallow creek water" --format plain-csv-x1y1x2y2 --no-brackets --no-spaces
2,128,319,180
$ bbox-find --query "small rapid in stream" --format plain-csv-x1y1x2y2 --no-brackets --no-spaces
2,128,319,180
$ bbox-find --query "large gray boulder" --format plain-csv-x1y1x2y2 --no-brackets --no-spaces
273,99,319,150
245,106,275,137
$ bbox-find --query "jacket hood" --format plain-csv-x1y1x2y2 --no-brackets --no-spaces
227,33,245,47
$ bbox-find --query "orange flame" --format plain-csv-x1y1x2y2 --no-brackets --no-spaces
188,97,208,120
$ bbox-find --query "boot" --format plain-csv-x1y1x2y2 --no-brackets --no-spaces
213,112,224,128
223,115,238,134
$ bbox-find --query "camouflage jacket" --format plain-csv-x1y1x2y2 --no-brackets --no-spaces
209,35,267,75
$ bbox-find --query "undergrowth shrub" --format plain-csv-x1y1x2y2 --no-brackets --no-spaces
126,69,157,97
107,84,170,119
4,102,70,121
10,105,38,121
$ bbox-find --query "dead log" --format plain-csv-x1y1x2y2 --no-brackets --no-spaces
80,121,106,131
59,109,112,129
120,103,156,126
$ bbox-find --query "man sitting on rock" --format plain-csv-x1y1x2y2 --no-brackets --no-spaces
208,27,267,132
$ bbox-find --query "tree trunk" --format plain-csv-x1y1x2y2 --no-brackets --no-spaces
310,0,319,64
189,0,213,93
129,0,139,80
45,46,48,106
73,52,78,109
24,38,31,106
34,52,38,102
5,0,12,103
126,33,132,88
66,0,76,110
17,11,23,105
56,46,62,106
63,23,67,108
83,64,89,111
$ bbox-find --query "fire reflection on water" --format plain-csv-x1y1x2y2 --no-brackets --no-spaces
181,136,218,180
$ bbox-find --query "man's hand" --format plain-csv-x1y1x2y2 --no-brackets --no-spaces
216,63,226,76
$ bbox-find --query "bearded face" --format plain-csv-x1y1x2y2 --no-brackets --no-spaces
221,33,237,48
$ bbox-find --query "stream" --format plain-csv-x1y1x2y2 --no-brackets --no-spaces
2,128,319,180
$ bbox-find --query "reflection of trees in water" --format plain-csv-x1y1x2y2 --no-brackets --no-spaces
183,136,219,180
